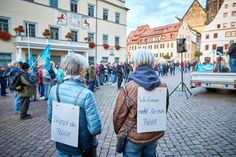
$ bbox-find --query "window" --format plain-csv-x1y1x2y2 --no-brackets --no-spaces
115,12,120,24
102,57,108,63
232,31,236,37
223,13,228,17
115,37,120,45
223,23,227,28
71,31,78,42
225,31,231,37
225,4,228,9
89,56,95,64
167,43,169,48
103,8,108,21
170,34,174,39
206,34,209,39
217,24,221,28
231,22,236,27
233,3,236,7
114,57,119,63
71,0,77,12
50,0,58,8
103,35,108,44
88,4,94,17
88,33,94,42
205,45,209,50
50,27,59,40
25,22,36,37
224,44,229,50
0,18,9,32
25,0,34,2
213,33,218,38
212,44,217,50
232,11,236,16
171,43,173,48
0,53,11,66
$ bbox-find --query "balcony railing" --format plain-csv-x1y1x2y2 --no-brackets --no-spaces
15,36,88,50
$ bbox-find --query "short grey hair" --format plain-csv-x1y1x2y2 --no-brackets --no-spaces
61,53,88,76
133,49,155,68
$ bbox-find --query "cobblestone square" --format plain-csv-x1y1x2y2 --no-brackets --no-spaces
0,73,236,157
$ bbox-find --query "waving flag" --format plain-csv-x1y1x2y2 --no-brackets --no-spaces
16,53,24,62
40,45,51,71
28,52,34,73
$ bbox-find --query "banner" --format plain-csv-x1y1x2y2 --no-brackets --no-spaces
51,101,80,147
197,64,216,72
137,87,167,133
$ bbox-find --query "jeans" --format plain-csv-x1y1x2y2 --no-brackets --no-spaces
38,83,44,97
123,140,157,157
58,151,81,157
229,58,236,73
99,74,104,85
89,80,95,92
111,74,116,84
117,75,123,89
14,93,21,113
44,84,50,99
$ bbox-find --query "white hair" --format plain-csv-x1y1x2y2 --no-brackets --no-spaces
133,49,155,68
61,53,88,76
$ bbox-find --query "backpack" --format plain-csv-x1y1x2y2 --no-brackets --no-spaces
9,71,23,91
48,68,56,79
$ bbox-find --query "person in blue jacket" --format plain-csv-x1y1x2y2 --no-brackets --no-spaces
47,53,102,157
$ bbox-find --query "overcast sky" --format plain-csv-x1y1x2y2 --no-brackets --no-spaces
125,0,206,34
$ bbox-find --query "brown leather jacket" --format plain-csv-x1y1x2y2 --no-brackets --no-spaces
113,80,169,144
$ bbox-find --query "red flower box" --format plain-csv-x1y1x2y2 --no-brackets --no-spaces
0,31,11,41
103,43,109,50
89,42,96,49
115,44,121,50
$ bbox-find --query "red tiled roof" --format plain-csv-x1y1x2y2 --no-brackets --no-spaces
127,22,182,44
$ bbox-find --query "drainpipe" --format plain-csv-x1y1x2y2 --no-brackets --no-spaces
95,0,98,64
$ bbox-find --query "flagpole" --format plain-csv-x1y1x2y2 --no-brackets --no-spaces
27,23,30,60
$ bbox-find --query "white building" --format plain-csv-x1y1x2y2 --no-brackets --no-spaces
200,0,236,63
127,21,198,63
0,0,128,66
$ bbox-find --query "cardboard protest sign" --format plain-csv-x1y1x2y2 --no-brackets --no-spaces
51,101,79,147
137,87,167,133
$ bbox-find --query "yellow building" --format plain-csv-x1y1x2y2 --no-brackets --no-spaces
182,0,207,33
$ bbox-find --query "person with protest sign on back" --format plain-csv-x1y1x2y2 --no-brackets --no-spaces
113,50,169,157
47,53,102,157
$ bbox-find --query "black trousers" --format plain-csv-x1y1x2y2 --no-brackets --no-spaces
117,75,123,89
20,96,30,118
0,79,7,96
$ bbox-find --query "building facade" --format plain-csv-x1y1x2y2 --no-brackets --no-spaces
200,0,236,63
0,0,128,66
127,21,197,63
182,0,207,33
205,0,224,25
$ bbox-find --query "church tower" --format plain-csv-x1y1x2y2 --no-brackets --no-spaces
205,0,224,24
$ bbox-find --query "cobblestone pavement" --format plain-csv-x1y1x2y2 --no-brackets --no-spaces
0,73,236,157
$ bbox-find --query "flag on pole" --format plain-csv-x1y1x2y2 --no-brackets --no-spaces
40,45,51,71
28,52,34,73
16,53,24,62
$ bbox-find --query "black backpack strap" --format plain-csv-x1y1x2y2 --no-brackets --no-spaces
56,84,61,102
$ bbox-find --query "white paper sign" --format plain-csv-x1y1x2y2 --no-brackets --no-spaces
51,101,80,147
137,87,167,133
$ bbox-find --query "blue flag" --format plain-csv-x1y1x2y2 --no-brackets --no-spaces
28,52,34,73
40,45,51,71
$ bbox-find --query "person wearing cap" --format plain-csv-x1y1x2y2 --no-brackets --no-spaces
17,62,37,120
